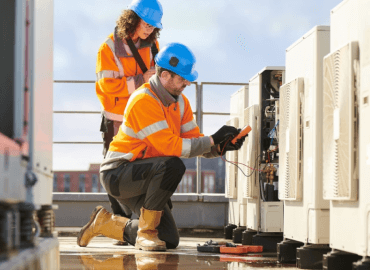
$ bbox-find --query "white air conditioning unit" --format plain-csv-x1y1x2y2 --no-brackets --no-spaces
237,104,255,226
281,25,330,244
358,2,370,259
323,41,359,201
0,0,54,206
278,78,303,201
230,85,249,119
322,0,370,260
241,105,259,200
246,67,285,233
225,117,239,200
359,34,370,259
30,0,54,207
227,86,249,226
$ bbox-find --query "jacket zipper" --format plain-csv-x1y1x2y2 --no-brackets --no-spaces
115,97,119,105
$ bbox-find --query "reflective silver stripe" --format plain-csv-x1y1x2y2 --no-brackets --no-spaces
137,120,168,140
104,38,124,78
96,70,120,80
121,125,138,139
105,150,133,161
104,110,123,121
181,119,198,134
124,87,161,115
178,95,185,121
180,138,191,158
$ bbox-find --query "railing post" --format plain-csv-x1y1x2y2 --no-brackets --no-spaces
196,83,203,195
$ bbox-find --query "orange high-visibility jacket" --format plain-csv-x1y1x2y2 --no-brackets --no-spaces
96,29,159,121
100,75,220,172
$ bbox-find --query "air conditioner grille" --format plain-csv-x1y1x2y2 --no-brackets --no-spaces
225,118,239,199
242,105,258,199
279,78,303,201
243,108,251,198
323,42,359,201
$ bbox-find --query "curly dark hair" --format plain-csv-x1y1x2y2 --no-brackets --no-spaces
116,9,160,43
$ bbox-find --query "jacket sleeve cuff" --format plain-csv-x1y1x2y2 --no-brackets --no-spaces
187,136,212,158
202,145,222,158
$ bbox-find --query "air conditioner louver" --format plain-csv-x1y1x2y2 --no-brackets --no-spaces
279,78,304,201
225,117,239,199
242,105,259,199
323,41,359,201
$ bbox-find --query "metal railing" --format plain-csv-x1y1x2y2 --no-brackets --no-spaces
53,80,247,194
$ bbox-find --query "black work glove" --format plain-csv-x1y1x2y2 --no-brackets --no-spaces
219,129,246,154
211,125,239,145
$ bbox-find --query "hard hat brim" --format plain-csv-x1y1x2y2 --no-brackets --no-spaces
182,70,198,82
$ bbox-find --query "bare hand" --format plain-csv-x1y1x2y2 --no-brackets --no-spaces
143,67,156,82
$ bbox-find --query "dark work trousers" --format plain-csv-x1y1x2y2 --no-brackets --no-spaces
100,115,132,218
100,156,186,249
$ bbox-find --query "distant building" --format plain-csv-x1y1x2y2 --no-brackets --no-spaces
53,157,225,193
175,169,216,193
181,157,225,193
53,163,105,193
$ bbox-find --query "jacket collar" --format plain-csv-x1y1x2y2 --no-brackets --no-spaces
149,75,177,107
114,27,152,58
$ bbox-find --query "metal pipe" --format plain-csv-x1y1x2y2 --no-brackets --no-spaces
54,80,94,83
26,0,35,205
203,112,229,116
14,0,27,139
53,142,103,144
201,82,248,86
53,111,101,114
53,111,228,115
53,81,245,85
195,83,203,195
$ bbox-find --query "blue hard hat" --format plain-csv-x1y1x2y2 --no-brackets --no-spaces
128,0,163,29
155,43,198,82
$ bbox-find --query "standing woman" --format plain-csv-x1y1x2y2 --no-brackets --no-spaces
95,0,163,226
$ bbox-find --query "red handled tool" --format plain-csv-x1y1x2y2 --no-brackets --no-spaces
220,245,263,254
231,125,252,144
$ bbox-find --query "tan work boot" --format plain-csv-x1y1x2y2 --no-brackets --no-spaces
77,206,129,247
135,207,166,251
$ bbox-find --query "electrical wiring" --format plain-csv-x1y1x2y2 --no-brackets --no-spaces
259,163,269,202
220,136,278,201
266,145,278,163
220,137,263,178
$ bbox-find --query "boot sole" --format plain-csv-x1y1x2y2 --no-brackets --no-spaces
135,243,166,251
77,205,104,247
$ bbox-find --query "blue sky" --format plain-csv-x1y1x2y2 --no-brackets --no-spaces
53,0,342,171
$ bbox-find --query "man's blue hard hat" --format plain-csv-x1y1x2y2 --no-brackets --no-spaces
128,0,163,29
155,43,198,82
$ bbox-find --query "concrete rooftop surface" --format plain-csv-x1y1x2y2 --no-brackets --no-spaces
59,235,303,270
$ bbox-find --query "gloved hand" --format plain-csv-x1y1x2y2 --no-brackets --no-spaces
219,129,246,154
211,125,239,145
